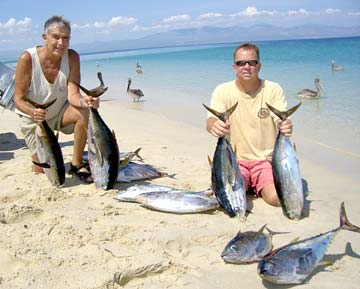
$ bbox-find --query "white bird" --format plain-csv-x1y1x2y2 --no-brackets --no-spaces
331,60,344,71
127,78,144,102
136,62,143,75
297,78,324,99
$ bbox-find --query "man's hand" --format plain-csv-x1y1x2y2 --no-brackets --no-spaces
277,119,293,137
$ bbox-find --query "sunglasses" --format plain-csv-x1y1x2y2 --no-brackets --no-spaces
234,60,259,67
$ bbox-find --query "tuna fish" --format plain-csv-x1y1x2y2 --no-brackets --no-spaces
203,102,247,220
136,190,219,214
221,225,285,264
77,73,119,190
115,184,177,202
258,202,360,284
117,161,168,183
266,102,304,220
28,99,65,186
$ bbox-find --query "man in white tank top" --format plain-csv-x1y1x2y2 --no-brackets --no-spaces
14,16,99,183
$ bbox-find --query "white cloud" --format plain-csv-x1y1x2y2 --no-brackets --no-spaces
288,9,310,16
163,14,191,23
242,6,260,17
72,16,137,30
198,13,223,20
325,8,341,14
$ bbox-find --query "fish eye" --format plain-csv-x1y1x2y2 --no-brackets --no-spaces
230,245,238,251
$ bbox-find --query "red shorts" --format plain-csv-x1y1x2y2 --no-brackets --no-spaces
238,160,274,197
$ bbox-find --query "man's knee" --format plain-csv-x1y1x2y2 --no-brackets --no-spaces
260,184,281,207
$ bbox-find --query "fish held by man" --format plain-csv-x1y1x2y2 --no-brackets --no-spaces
136,190,219,214
77,73,119,190
203,102,247,220
258,202,360,285
28,98,65,186
266,102,304,220
221,225,286,264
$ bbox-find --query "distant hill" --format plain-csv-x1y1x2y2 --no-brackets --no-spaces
73,24,360,54
1,24,359,61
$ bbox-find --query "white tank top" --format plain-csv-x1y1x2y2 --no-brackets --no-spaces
16,46,69,119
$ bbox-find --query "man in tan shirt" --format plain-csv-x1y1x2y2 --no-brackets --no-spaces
206,43,293,206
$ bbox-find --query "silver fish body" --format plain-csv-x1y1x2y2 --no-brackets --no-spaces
272,133,304,220
115,184,176,202
258,202,360,284
203,102,247,220
266,103,303,220
136,191,219,214
35,121,65,186
88,108,119,190
117,162,167,183
221,225,274,264
212,137,247,219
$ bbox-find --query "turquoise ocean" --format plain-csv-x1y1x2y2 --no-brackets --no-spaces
4,36,360,176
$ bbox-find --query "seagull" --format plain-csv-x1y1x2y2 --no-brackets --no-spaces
331,60,344,71
136,62,143,75
127,78,144,102
297,78,324,99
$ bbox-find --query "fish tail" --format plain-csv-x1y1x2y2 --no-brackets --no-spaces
27,98,57,109
266,102,302,121
203,102,238,122
340,202,360,233
264,226,289,236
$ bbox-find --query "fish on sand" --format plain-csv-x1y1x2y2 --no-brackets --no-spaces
258,202,360,285
136,190,219,214
221,225,285,264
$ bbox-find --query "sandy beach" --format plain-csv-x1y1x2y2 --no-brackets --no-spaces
1,99,360,289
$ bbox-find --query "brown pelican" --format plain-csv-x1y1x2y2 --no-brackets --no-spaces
76,72,108,98
127,78,144,102
297,78,324,99
331,60,344,71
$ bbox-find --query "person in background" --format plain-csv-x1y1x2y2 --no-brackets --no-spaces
206,43,293,206
14,15,99,183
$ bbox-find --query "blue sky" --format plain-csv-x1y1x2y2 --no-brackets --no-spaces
0,0,359,52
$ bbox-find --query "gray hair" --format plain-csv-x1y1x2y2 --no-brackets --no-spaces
44,16,71,35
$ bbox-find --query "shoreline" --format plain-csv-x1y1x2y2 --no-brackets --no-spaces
1,102,360,289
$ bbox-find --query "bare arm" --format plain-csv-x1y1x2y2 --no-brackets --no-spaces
67,49,99,109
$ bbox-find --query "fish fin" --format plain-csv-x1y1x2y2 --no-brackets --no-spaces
266,102,302,121
339,202,360,233
32,161,51,169
202,102,238,122
119,155,132,167
27,98,57,109
264,236,301,260
75,82,91,95
320,260,333,266
207,155,212,168
265,226,289,236
254,224,267,239
290,237,301,243
133,147,143,161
